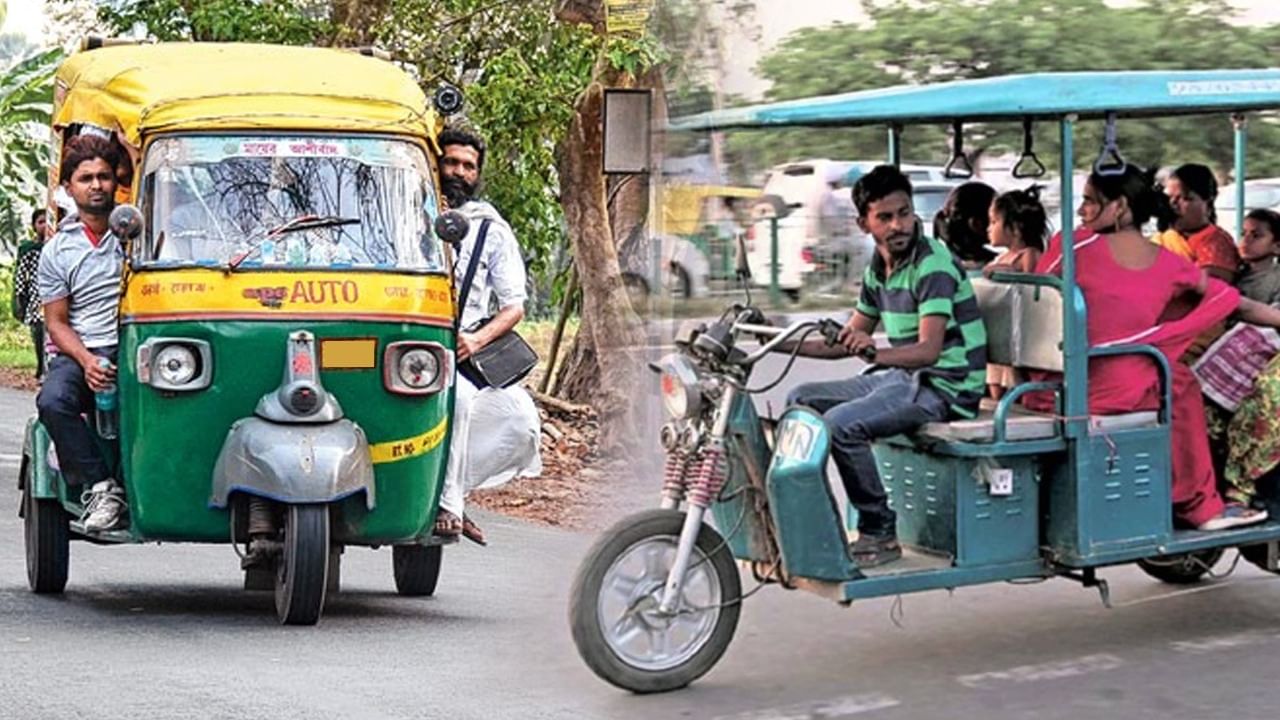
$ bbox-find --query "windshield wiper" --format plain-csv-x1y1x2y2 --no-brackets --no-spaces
264,215,361,237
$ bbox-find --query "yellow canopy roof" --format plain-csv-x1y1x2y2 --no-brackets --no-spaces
54,42,437,146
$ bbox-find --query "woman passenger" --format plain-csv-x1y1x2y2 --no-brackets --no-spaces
1154,163,1240,281
934,181,997,270
1034,164,1280,531
983,186,1047,398
1216,209,1280,509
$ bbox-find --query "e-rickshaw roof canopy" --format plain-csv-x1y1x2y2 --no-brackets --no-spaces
669,69,1280,131
55,42,437,146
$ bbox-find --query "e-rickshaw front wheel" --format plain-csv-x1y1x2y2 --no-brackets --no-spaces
392,544,443,597
570,509,741,694
22,459,69,594
275,504,330,625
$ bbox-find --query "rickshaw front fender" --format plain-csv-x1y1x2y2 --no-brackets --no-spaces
20,417,58,500
210,417,376,510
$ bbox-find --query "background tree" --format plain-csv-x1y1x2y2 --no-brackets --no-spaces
721,0,1280,181
0,48,60,256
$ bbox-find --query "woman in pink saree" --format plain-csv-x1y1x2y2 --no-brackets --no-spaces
1033,164,1280,531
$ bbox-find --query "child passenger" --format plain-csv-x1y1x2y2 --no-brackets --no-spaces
983,187,1047,398
1237,209,1280,306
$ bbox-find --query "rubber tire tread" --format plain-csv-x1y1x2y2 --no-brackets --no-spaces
393,544,442,597
569,508,741,694
24,466,69,594
1136,548,1224,584
275,504,330,625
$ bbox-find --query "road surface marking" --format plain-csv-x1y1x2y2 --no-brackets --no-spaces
712,693,901,720
956,653,1124,690
1170,630,1280,654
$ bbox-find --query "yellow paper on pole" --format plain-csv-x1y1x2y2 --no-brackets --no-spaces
606,0,654,37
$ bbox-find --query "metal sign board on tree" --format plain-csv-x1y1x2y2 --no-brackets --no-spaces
605,0,653,37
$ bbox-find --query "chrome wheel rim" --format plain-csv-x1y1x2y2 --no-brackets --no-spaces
598,534,721,672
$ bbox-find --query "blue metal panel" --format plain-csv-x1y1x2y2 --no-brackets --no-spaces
876,442,1041,566
710,393,775,564
839,559,1050,601
1046,428,1172,566
765,408,859,581
671,69,1280,131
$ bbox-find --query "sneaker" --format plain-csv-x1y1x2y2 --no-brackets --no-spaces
80,480,127,532
1197,504,1268,532
849,532,902,567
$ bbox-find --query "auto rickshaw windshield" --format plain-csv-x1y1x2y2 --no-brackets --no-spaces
139,134,445,271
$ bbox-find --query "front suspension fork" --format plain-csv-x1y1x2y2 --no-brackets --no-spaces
657,387,736,614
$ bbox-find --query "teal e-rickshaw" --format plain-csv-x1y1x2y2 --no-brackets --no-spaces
570,69,1280,693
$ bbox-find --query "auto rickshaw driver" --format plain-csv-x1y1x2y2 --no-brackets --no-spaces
36,134,128,532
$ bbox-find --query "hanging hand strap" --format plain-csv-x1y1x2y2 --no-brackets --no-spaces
455,219,492,329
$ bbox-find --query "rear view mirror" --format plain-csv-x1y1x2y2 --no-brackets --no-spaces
109,204,144,240
434,210,470,247
603,89,652,175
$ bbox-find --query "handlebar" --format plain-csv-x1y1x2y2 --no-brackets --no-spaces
732,316,867,366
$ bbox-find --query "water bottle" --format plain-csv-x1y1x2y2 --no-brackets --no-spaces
260,237,278,265
94,358,119,440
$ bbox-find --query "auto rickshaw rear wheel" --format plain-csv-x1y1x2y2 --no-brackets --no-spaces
23,459,69,594
570,509,741,694
392,544,442,596
275,504,330,625
1136,548,1224,584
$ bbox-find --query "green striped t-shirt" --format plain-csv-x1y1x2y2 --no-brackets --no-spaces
855,235,987,418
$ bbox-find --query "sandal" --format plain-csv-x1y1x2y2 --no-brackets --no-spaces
461,514,488,546
433,509,463,537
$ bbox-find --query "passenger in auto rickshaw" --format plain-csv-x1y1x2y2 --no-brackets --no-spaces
34,135,128,531
1031,162,1280,530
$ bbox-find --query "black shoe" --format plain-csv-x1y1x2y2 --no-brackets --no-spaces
849,533,902,568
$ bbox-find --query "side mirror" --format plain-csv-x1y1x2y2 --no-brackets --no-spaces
434,84,464,116
434,210,470,246
109,204,144,240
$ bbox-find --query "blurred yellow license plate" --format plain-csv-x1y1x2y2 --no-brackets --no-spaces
321,339,378,369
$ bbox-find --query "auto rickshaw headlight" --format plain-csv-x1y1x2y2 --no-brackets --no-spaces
155,344,199,386
137,338,212,392
398,349,440,389
383,341,451,396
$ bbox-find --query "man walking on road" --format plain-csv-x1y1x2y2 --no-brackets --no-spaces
35,135,129,532
433,127,539,545
12,208,50,379
786,165,988,567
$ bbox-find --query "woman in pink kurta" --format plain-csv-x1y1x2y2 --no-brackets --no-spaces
1032,165,1273,531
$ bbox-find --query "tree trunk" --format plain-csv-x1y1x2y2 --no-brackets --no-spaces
552,60,650,455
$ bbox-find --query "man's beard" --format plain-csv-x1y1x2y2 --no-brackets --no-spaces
441,176,478,208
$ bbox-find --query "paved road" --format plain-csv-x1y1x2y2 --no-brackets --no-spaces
5,383,1280,720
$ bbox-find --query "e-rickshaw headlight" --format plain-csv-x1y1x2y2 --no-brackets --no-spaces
383,341,452,396
657,354,703,420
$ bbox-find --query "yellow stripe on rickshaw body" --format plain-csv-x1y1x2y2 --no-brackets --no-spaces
121,269,454,327
369,416,450,464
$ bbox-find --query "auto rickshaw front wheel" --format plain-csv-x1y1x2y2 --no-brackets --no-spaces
1136,548,1224,584
22,460,69,594
570,509,741,694
275,504,330,625
392,544,442,597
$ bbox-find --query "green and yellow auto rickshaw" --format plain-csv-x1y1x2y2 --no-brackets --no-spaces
20,41,470,624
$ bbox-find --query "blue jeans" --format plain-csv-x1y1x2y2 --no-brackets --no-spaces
36,347,117,488
786,368,948,537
